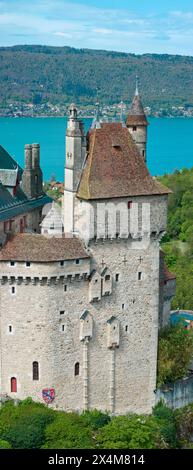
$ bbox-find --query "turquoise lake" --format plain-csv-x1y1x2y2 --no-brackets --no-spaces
0,117,193,181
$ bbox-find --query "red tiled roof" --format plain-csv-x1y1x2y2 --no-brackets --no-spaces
0,233,90,262
77,123,171,200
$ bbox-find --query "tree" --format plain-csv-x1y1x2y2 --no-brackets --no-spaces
157,322,193,387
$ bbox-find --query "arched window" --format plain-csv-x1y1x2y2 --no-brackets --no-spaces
33,361,39,381
11,377,17,392
74,362,80,376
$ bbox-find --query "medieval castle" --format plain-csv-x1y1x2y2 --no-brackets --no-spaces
0,84,176,414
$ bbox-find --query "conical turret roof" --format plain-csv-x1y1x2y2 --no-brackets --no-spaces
126,79,148,127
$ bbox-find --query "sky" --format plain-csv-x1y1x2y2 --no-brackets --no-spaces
0,0,193,55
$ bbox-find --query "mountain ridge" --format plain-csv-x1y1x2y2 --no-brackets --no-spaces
0,44,193,109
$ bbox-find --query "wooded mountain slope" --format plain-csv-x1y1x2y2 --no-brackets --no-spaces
1,45,193,108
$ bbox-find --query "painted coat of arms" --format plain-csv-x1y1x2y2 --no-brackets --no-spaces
42,388,55,404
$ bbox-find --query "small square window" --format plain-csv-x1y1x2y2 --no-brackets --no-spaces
105,275,110,281
115,274,119,282
26,261,31,267
10,261,15,267
60,310,65,315
76,259,80,265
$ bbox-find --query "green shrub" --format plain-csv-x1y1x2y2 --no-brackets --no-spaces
0,400,54,449
43,412,94,449
0,439,12,449
153,401,177,448
157,322,193,387
96,414,167,449
174,404,193,447
81,410,111,429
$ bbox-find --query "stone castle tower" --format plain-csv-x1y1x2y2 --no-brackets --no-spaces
0,84,175,414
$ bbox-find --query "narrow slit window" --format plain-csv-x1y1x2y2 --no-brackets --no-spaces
64,285,67,292
138,272,142,281
115,274,119,282
75,362,80,376
33,361,39,381
11,286,15,295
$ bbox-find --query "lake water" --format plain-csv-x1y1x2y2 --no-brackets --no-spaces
0,117,193,181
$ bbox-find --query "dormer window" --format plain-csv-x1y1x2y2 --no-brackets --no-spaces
76,259,80,265
10,261,15,267
133,126,137,131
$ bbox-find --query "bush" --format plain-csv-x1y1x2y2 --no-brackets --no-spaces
175,404,193,447
81,410,111,429
43,412,94,449
153,401,177,448
96,414,167,449
0,439,12,449
0,400,54,449
157,322,193,387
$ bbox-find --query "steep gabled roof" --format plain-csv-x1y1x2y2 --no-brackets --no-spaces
77,123,171,200
0,145,22,178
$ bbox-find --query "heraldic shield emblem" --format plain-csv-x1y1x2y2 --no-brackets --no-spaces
42,388,55,404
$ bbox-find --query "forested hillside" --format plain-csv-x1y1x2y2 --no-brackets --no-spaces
159,168,193,310
1,45,193,108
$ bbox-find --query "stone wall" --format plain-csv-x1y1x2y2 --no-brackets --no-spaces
156,376,193,409
0,236,160,415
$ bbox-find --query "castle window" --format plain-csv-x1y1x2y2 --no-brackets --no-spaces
26,261,31,267
127,201,132,209
133,126,137,131
60,310,65,315
64,285,67,292
142,150,145,157
74,362,80,376
122,304,125,310
11,286,15,295
60,261,64,266
105,275,110,281
138,272,142,281
11,377,17,393
75,259,80,265
8,325,13,333
10,261,15,267
115,274,119,282
61,324,65,332
125,325,128,332
33,361,39,381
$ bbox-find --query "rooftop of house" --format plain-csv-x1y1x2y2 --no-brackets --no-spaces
0,233,90,262
77,122,171,200
0,145,52,222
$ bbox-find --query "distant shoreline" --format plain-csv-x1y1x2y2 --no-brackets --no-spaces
0,115,193,119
